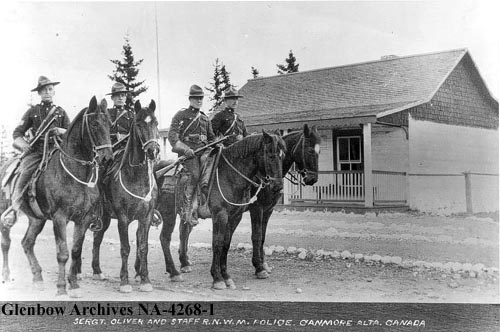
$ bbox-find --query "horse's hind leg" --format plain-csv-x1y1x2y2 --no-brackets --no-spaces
158,195,182,281
135,217,153,292
117,216,132,293
179,220,194,273
91,211,111,280
21,217,47,288
1,222,12,282
67,221,91,298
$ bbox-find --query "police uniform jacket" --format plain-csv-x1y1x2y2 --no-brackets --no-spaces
168,106,215,151
13,102,70,152
108,105,135,145
211,107,248,144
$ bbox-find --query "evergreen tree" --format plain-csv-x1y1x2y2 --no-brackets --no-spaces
206,58,231,113
108,36,148,108
251,66,260,79
277,49,299,74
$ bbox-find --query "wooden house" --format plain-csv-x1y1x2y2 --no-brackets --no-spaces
236,49,498,213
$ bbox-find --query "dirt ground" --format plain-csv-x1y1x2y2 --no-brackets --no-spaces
1,210,498,302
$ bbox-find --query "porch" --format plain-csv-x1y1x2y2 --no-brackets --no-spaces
283,170,408,208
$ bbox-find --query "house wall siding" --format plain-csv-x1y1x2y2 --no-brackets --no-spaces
371,126,408,172
408,117,498,213
380,59,498,129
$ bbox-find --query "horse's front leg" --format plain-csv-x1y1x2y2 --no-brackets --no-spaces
0,207,16,282
117,214,132,293
158,192,182,281
260,208,274,275
68,220,90,298
220,212,243,290
249,204,267,278
211,209,228,290
21,217,47,289
135,213,153,292
91,210,112,280
51,214,70,296
179,220,194,273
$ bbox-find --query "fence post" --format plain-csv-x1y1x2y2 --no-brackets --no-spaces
363,123,373,207
283,175,290,205
463,171,473,214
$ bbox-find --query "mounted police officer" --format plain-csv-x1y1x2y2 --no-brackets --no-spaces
168,85,215,226
107,82,135,146
211,86,248,146
10,76,70,212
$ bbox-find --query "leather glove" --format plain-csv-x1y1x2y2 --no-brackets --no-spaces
184,149,195,158
13,137,31,153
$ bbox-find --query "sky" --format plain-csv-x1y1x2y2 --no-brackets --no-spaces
0,0,498,139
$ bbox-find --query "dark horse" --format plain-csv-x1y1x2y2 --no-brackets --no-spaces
0,97,113,297
156,132,285,289
156,124,320,281
90,100,160,293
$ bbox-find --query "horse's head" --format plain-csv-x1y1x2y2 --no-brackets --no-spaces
292,124,321,185
134,100,160,161
258,130,285,191
85,97,114,166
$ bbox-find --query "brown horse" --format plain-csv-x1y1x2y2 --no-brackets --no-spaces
90,100,160,293
0,96,113,297
156,124,320,281
156,131,285,289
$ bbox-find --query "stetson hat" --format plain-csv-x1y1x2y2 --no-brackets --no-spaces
31,76,60,92
106,82,128,96
223,86,243,99
188,85,205,98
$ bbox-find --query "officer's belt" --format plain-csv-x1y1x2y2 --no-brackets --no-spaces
183,134,207,143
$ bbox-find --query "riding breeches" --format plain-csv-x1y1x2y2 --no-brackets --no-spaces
11,152,42,211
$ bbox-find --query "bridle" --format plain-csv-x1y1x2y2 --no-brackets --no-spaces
57,109,112,188
291,133,318,179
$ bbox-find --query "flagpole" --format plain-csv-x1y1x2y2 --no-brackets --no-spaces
154,2,162,127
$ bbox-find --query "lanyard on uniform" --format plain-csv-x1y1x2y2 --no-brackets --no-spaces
34,105,58,138
223,113,238,136
182,111,201,136
112,109,129,127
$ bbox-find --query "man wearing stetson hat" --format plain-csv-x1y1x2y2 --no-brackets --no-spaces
168,84,215,226
107,82,135,146
10,75,70,212
211,86,248,146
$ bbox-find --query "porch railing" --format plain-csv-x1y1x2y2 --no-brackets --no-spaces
286,170,407,204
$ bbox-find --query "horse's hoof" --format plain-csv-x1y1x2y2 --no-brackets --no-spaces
263,262,272,273
225,279,236,290
56,288,67,296
120,285,133,293
76,273,83,281
181,265,193,273
256,270,269,279
92,273,107,281
170,275,184,282
212,281,226,290
69,288,83,298
33,281,44,291
139,283,153,292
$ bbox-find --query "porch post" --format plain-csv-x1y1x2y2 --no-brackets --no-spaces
363,123,374,207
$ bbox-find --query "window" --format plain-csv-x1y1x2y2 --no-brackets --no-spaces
337,136,362,170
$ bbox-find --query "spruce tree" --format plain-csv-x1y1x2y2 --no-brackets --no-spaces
206,58,231,113
277,49,299,74
251,66,260,79
108,36,148,108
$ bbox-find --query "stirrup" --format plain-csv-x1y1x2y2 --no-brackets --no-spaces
89,217,103,232
0,206,17,228
181,209,199,227
151,209,163,227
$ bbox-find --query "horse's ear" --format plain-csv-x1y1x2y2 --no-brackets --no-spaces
149,100,156,112
303,123,310,136
99,99,107,113
134,100,141,113
262,129,272,143
88,96,98,112
273,128,281,136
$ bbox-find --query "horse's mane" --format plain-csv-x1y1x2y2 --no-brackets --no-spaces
223,133,285,159
63,107,88,145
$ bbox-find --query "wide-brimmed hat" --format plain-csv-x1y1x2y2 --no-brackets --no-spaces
106,82,129,96
188,85,205,98
31,76,60,92
223,86,243,99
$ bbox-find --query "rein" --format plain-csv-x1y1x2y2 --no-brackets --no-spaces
57,111,112,188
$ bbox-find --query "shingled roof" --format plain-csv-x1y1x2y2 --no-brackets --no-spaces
237,48,495,129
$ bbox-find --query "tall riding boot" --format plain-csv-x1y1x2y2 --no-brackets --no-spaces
181,183,198,227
